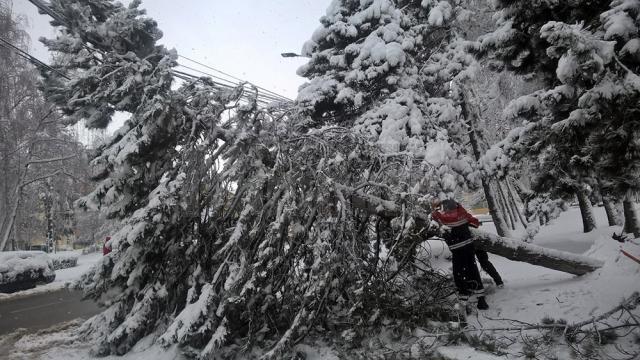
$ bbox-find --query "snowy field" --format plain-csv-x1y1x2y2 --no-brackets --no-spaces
1,207,639,359
0,251,102,302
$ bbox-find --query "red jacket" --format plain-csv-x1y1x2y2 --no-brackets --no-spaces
103,236,112,256
431,205,480,228
432,203,480,250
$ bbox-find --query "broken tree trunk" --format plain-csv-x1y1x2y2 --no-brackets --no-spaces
336,183,603,275
469,229,603,276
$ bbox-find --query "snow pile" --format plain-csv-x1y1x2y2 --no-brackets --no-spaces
0,251,55,292
49,251,81,270
4,325,185,360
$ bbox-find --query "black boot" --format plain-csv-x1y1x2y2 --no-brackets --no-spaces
477,296,489,310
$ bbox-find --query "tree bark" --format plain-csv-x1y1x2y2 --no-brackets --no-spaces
459,92,510,237
506,179,527,228
336,183,603,275
597,179,621,226
602,199,621,226
622,199,640,238
576,189,596,233
497,182,516,230
470,229,602,276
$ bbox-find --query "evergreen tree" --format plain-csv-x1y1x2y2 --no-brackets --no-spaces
39,0,457,357
297,0,480,198
477,0,640,236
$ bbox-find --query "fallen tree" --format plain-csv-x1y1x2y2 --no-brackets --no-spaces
468,229,603,276
338,184,604,276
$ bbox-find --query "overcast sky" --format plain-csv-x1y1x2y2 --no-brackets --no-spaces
11,0,332,100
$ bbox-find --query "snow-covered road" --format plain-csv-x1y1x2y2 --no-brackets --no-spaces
0,288,99,336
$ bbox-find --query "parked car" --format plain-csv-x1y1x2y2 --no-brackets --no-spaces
0,251,56,293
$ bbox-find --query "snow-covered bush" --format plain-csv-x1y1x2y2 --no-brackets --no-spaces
49,251,80,270
0,251,56,293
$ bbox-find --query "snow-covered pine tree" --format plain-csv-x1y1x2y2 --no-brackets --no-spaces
295,0,532,239
476,0,640,236
297,0,480,199
38,0,459,358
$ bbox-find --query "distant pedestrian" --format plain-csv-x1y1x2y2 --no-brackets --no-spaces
103,236,112,256
431,198,489,310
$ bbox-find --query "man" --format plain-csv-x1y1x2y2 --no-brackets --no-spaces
431,199,489,310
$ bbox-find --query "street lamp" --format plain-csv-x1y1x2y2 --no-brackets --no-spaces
280,52,309,58
280,53,302,57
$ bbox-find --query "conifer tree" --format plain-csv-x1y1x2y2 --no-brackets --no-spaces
38,0,457,357
297,0,518,235
297,0,480,197
477,0,640,236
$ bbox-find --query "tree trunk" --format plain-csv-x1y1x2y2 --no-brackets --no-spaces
497,182,516,230
622,199,640,238
459,93,510,237
602,199,621,226
337,183,603,275
483,179,511,236
44,180,55,253
597,179,621,226
576,189,596,233
0,175,26,251
506,179,527,228
470,229,603,275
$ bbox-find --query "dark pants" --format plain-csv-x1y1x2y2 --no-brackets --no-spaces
475,246,503,285
451,244,484,300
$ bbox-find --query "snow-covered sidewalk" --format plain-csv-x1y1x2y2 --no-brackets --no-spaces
0,252,102,302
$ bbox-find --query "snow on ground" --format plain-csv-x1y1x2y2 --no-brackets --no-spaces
471,206,640,324
0,251,102,302
3,206,639,359
421,205,640,357
436,345,505,359
2,322,185,360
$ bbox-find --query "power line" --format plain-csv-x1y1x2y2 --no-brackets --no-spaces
0,36,70,79
179,55,293,102
29,0,67,25
0,35,281,109
172,68,286,105
25,0,294,104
